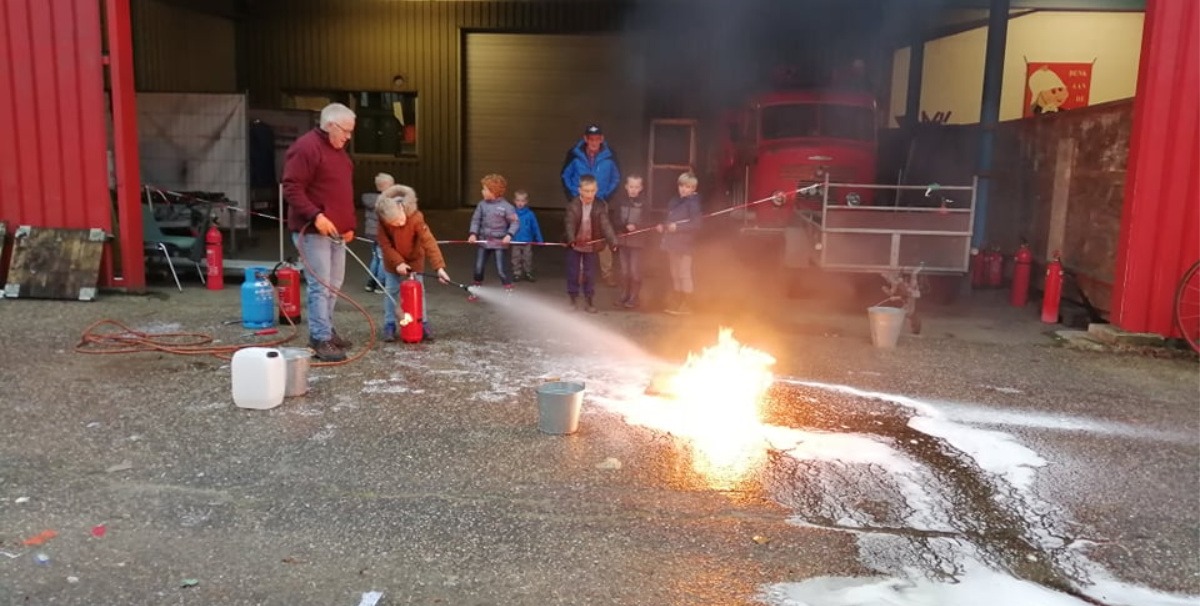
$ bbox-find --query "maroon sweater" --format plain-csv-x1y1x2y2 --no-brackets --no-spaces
282,128,356,234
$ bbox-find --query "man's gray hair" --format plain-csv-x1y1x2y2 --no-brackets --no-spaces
374,172,395,187
320,103,356,128
378,184,419,220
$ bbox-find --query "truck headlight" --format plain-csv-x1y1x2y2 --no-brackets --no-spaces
845,192,862,206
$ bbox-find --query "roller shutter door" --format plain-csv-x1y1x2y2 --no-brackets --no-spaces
464,33,644,213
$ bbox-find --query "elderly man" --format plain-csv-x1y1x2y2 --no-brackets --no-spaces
282,102,357,362
561,124,621,286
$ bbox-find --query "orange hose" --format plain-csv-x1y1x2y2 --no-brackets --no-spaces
75,223,380,366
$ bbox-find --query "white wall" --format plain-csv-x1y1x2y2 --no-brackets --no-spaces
890,12,1144,125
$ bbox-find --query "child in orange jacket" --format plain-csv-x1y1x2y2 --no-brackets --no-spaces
376,185,452,342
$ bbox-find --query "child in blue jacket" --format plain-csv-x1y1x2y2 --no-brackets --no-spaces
511,190,544,282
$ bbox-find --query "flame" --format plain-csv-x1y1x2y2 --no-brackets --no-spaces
657,328,776,488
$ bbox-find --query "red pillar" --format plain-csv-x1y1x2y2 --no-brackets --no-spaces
106,0,146,290
1111,0,1200,337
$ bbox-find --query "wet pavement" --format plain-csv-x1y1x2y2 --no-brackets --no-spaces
0,214,1197,605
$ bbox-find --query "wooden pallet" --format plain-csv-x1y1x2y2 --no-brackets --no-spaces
2,226,106,301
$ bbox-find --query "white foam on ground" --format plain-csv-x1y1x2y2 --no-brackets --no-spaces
766,377,1199,606
350,320,1197,605
761,560,1091,606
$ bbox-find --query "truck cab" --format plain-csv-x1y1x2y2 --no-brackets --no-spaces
718,89,878,228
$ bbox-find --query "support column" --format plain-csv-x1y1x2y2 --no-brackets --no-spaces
972,0,1010,248
904,40,925,128
106,0,145,290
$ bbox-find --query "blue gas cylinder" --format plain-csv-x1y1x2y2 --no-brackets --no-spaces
241,267,276,329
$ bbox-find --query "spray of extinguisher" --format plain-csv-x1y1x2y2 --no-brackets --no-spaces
205,219,224,290
1010,242,1033,307
272,260,303,325
1041,251,1064,324
400,274,424,344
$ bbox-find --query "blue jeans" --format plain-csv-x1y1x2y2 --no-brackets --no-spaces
367,244,385,288
293,232,345,342
383,272,427,326
566,249,598,298
473,247,511,285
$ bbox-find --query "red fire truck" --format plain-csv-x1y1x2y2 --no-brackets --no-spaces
708,83,978,324
715,87,879,227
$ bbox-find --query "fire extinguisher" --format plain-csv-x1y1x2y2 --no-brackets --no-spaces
1041,251,1064,324
205,221,224,290
985,247,1004,288
272,260,303,324
970,248,985,288
400,274,424,343
1010,243,1033,307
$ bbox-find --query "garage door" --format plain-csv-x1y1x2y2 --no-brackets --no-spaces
464,33,644,215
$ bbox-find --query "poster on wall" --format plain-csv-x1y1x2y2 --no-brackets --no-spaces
1024,61,1094,117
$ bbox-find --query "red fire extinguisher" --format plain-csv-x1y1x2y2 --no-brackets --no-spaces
1010,243,1033,307
272,261,303,324
1041,251,1064,324
985,247,1004,288
970,248,985,288
400,274,424,343
205,221,224,290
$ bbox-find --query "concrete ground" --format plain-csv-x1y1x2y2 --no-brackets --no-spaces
0,211,1196,605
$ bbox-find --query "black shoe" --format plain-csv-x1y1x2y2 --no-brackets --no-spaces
330,329,353,349
525,272,537,283
311,340,346,362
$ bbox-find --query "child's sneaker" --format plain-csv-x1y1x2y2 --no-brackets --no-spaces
525,272,537,283
381,322,397,342
504,284,515,294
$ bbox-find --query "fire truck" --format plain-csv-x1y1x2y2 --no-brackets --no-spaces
715,87,880,227
707,83,978,324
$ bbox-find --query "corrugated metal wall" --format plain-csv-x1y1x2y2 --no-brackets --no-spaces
1111,0,1199,338
0,0,111,231
240,0,627,208
131,0,238,92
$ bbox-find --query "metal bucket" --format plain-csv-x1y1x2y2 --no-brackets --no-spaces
867,306,906,349
280,347,312,397
536,381,585,435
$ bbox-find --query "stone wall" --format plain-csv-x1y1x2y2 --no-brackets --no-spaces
992,100,1132,313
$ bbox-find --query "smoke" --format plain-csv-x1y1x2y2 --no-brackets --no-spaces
611,0,952,119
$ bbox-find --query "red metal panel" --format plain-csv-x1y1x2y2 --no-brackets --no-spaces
1112,0,1200,337
0,0,126,286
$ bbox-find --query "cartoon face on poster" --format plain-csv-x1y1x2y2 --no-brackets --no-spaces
1024,62,1094,116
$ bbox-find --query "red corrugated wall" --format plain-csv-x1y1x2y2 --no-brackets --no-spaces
0,0,143,289
1112,0,1200,338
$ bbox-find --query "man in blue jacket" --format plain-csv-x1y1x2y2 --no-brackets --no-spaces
562,124,621,286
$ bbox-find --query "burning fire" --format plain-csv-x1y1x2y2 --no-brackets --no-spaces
647,328,777,488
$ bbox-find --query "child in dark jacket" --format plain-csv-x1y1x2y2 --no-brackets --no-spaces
656,171,703,315
511,190,544,282
467,173,519,300
376,185,452,342
610,175,650,309
563,174,618,313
